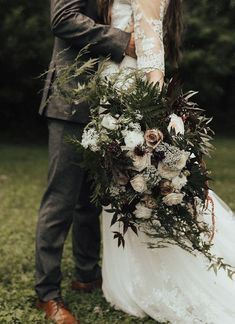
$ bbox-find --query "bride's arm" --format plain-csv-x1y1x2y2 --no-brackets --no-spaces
131,0,167,88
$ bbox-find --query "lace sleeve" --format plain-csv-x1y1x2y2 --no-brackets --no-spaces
131,0,167,76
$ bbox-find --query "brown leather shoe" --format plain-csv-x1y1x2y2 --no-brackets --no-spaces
36,298,79,324
71,277,102,293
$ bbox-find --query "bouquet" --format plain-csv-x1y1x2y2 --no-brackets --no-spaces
54,50,235,277
76,73,214,251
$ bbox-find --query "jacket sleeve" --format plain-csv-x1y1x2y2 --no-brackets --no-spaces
50,0,131,63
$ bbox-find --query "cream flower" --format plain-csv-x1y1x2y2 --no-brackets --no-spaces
134,203,152,219
162,193,185,206
123,130,145,150
158,162,181,180
144,129,163,149
130,174,147,193
172,174,188,190
167,113,185,135
174,151,190,170
128,151,151,172
101,114,118,130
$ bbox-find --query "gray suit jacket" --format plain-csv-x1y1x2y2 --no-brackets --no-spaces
39,0,131,123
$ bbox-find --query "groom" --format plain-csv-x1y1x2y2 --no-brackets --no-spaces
35,0,136,323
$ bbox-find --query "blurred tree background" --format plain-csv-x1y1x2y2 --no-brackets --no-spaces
181,0,235,135
0,0,52,141
0,0,235,141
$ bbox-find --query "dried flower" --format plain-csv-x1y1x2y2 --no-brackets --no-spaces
159,180,174,196
142,195,157,209
153,150,165,164
155,143,190,171
143,165,161,187
144,129,163,149
134,145,146,157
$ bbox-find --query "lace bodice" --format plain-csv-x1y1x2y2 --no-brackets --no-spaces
111,0,169,74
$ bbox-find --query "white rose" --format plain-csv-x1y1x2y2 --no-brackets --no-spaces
134,203,152,219
130,174,147,193
172,174,188,190
128,152,151,172
158,162,181,180
162,193,185,206
123,130,144,150
167,113,185,135
101,114,118,130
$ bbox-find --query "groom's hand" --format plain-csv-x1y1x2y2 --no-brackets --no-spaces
125,33,137,58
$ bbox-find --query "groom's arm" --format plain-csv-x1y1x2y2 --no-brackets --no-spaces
51,0,131,63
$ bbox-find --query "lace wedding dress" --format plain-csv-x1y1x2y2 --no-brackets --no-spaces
102,1,235,323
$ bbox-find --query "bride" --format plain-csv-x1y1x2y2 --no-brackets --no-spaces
99,0,235,323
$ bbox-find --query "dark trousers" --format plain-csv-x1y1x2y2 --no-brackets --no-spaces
35,119,101,301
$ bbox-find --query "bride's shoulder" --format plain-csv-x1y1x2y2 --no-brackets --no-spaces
130,0,169,3
116,0,132,4
130,0,169,18
130,0,169,11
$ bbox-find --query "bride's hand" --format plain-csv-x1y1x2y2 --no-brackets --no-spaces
125,32,137,59
147,70,164,90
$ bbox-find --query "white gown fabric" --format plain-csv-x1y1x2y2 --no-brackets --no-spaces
101,1,235,323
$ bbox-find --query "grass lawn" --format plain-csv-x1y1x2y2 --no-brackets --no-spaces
0,137,234,323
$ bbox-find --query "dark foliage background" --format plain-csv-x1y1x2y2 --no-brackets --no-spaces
0,0,52,141
0,0,235,141
180,0,235,135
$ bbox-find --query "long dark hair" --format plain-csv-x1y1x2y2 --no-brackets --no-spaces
97,0,183,67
